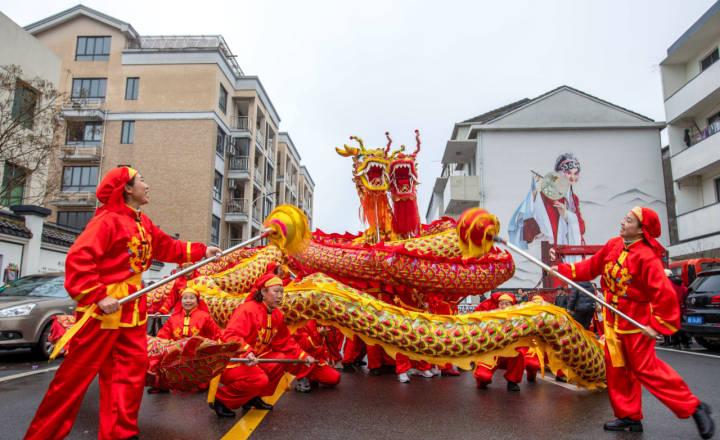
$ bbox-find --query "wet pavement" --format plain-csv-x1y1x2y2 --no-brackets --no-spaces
0,348,718,439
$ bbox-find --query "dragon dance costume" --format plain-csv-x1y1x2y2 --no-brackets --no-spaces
24,167,207,440
210,273,312,410
557,207,700,422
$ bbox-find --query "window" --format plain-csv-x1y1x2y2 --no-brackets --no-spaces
121,121,135,144
11,80,38,129
715,177,720,203
75,36,111,61
216,125,226,156
219,84,228,114
701,48,719,72
213,171,223,201
211,215,220,245
0,163,27,206
66,121,103,144
71,78,107,100
125,77,139,100
62,166,98,192
57,211,93,230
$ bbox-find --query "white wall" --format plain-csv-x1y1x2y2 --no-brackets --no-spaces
0,238,25,283
479,128,667,287
39,247,67,273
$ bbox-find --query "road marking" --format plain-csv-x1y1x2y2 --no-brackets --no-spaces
0,366,59,383
221,373,293,440
656,347,720,359
537,375,584,392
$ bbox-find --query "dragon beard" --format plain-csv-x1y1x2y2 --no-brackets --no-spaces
391,195,420,239
359,189,392,241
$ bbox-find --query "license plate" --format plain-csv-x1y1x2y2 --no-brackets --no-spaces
687,316,704,325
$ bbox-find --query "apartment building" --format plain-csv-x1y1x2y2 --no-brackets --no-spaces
273,133,314,230
299,165,315,229
426,86,666,287
659,0,720,260
23,5,313,246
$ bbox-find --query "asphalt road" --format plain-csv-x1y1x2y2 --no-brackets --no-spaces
0,347,718,440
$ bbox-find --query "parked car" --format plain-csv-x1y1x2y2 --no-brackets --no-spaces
0,273,74,359
683,269,720,351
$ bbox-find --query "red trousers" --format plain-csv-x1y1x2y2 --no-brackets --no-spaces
25,320,147,440
474,355,525,386
296,363,341,386
524,353,541,381
216,351,327,410
367,345,430,374
606,333,700,421
342,336,366,364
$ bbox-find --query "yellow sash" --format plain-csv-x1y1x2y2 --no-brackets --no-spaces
49,274,142,360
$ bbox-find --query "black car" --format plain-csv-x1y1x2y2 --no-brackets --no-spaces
683,269,720,351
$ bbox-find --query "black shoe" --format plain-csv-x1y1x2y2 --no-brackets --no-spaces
146,387,169,394
603,418,643,432
369,368,382,376
555,375,567,383
692,402,715,440
211,400,236,418
342,363,355,373
507,381,520,392
242,397,273,411
477,382,489,390
527,375,536,383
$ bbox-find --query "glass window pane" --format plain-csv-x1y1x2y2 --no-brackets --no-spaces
86,38,95,57
128,121,134,143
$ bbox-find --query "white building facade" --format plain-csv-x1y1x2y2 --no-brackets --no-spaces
427,86,667,287
660,0,720,259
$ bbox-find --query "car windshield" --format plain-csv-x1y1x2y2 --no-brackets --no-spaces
0,276,67,298
690,274,720,294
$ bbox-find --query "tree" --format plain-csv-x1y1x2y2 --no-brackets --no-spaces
0,64,63,207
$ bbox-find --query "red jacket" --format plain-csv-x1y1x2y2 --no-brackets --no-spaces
293,320,339,364
474,292,515,312
65,204,206,327
221,300,306,359
558,237,679,335
157,307,220,340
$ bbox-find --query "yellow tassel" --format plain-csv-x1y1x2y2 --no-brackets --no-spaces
49,305,96,360
207,374,222,404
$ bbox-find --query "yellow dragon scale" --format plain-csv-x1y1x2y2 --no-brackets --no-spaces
202,273,606,389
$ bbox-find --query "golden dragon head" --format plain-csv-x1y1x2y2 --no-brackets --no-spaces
336,135,390,192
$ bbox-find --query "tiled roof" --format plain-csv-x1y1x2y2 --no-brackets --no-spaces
0,211,32,239
42,223,78,247
462,98,531,123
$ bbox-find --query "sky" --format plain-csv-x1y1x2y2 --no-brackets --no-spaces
1,0,716,233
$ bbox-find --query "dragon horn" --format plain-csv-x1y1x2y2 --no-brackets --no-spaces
391,144,406,159
336,144,359,157
413,129,421,156
350,135,366,153
385,132,392,155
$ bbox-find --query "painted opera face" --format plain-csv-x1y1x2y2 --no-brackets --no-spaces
555,153,581,186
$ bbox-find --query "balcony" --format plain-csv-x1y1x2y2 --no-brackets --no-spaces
265,179,274,192
664,60,720,123
671,127,720,181
253,168,264,187
52,191,97,207
61,99,105,120
60,145,101,162
229,238,245,247
676,203,720,243
227,156,250,179
442,175,481,216
441,140,476,164
232,116,251,132
224,198,249,223
255,130,265,147
252,202,262,225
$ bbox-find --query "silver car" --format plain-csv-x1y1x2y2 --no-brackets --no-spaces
0,273,75,359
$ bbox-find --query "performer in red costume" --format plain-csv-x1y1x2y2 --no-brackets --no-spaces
209,271,316,418
555,207,714,438
24,167,219,440
155,263,204,315
156,288,220,341
292,320,342,392
148,288,220,394
473,293,525,392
